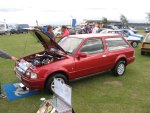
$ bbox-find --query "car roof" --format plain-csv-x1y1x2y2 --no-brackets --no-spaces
143,33,150,42
69,33,121,39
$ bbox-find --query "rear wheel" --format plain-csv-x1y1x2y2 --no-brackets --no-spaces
112,60,126,76
45,73,68,94
131,41,138,48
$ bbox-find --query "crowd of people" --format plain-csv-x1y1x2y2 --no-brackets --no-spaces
41,22,103,41
42,25,70,41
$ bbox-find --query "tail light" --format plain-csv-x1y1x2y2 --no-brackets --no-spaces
142,43,145,48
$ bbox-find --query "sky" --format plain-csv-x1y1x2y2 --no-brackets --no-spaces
0,0,150,26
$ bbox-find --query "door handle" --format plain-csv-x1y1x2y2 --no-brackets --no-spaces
102,55,107,58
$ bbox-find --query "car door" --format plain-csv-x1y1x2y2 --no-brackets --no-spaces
74,38,107,77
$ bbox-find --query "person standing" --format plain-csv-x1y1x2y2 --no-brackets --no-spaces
45,25,55,40
59,26,70,38
0,50,18,98
92,22,101,34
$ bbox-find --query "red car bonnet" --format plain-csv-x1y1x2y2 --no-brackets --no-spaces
29,29,67,54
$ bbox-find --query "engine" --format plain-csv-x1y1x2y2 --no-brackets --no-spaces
27,52,63,67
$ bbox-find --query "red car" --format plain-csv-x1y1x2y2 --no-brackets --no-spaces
15,29,135,93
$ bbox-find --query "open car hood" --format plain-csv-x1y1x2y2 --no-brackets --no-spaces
29,29,67,54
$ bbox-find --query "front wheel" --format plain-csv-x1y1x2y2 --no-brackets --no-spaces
131,41,138,48
112,61,126,76
5,31,11,35
45,73,68,94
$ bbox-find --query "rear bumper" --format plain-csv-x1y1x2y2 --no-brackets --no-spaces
141,48,150,52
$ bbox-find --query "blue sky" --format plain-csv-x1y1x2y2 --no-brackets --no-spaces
0,0,150,25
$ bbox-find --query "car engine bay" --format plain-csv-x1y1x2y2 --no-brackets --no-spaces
25,52,64,67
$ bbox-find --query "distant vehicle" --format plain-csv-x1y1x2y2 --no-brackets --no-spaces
121,29,144,39
15,29,135,94
141,33,150,55
17,24,29,33
0,22,10,35
144,27,150,33
10,24,29,34
100,29,141,48
129,27,137,33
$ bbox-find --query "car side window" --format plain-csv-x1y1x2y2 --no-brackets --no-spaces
80,38,104,54
146,34,150,42
105,37,129,51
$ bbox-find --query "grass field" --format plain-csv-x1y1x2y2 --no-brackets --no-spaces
0,31,150,113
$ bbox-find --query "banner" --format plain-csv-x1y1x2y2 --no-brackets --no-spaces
72,19,76,28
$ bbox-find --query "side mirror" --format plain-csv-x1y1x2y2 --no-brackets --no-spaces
77,52,87,58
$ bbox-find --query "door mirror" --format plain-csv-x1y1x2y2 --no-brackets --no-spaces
77,52,87,58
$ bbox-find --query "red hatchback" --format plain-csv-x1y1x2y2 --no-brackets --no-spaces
15,29,135,93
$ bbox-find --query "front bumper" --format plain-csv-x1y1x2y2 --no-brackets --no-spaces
15,68,45,90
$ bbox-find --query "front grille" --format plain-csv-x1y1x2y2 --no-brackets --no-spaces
15,67,24,81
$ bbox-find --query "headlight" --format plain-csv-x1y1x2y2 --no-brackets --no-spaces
30,72,37,79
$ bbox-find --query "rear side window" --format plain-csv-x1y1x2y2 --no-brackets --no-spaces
105,37,129,51
80,38,104,54
146,34,150,43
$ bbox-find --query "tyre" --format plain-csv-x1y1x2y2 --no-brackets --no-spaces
112,60,126,76
141,51,145,55
45,73,68,94
131,41,138,48
5,31,10,35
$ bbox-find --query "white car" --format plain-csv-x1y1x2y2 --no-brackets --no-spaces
100,29,141,48
129,27,137,33
53,27,61,36
0,21,10,35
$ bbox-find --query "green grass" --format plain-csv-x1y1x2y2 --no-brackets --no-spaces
0,33,150,113
138,29,146,36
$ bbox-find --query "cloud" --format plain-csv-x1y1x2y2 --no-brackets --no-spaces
0,8,23,12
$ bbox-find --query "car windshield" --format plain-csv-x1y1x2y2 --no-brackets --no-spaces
58,37,83,54
0,24,5,28
127,30,134,34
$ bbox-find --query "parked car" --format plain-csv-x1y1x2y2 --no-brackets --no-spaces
129,27,137,33
0,22,10,35
141,33,150,55
144,27,150,33
9,24,18,34
121,29,144,39
15,29,135,93
11,24,29,34
100,29,141,48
